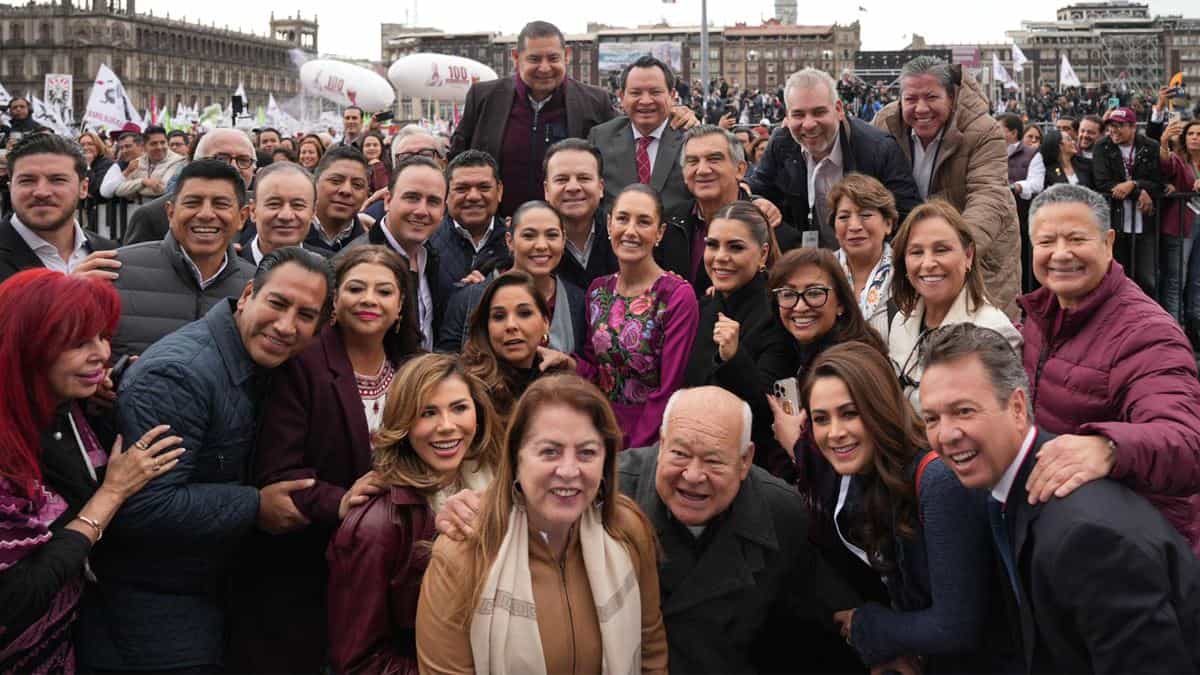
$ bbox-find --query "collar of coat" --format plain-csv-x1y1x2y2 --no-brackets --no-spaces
206,298,262,386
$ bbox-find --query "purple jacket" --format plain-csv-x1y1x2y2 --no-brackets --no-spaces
1020,261,1200,550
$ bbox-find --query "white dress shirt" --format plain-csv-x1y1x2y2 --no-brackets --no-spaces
632,118,670,174
1008,142,1046,200
99,162,125,200
249,236,265,266
381,222,434,351
452,218,496,254
803,133,845,226
991,426,1038,505
10,215,91,274
179,246,229,290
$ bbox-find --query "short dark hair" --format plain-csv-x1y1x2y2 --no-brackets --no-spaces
8,133,88,179
118,131,144,145
143,125,167,142
542,138,603,178
619,55,676,92
516,20,565,53
314,145,369,181
1080,114,1103,129
258,127,281,141
999,113,1023,137
613,182,664,222
388,155,444,192
167,129,189,143
253,246,335,326
343,106,364,118
446,149,500,185
253,161,316,201
1057,116,1078,131
922,322,1031,415
272,148,298,163
170,158,248,207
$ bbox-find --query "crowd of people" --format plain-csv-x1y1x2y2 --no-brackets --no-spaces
2,17,1200,675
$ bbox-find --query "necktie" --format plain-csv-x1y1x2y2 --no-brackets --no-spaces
988,497,1021,603
636,136,654,185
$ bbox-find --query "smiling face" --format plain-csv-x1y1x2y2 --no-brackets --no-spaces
513,35,569,101
809,375,876,476
487,284,549,369
448,165,502,230
508,207,564,277
258,130,281,154
920,354,1028,490
1107,120,1134,146
655,392,751,526
334,261,404,342
235,262,328,368
168,134,189,156
621,65,672,136
833,196,890,265
784,82,844,160
608,190,663,265
386,165,446,251
145,132,168,162
47,334,111,401
544,149,603,225
167,177,246,262
1077,118,1101,151
409,374,477,476
900,74,953,145
298,141,321,169
10,153,87,234
253,170,315,254
517,402,605,534
777,263,842,345
682,133,745,207
903,217,972,312
1030,201,1113,309
704,217,767,294
361,135,382,161
343,108,363,138
316,159,369,227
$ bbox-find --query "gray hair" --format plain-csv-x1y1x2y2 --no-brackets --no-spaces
660,388,754,457
680,124,745,167
899,55,955,94
194,128,255,159
783,67,838,108
1028,183,1111,236
253,160,316,201
921,323,1033,418
391,125,442,162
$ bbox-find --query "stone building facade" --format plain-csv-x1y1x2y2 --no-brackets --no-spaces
0,0,315,118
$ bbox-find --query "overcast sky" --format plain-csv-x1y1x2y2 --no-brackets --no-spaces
134,0,1197,62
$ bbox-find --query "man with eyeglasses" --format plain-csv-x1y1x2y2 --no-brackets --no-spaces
123,129,259,246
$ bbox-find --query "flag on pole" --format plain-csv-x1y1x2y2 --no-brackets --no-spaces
1011,44,1029,73
30,96,71,135
1060,53,1081,88
992,53,1014,87
83,64,139,133
0,80,10,106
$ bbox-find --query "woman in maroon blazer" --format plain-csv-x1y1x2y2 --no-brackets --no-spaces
226,245,423,673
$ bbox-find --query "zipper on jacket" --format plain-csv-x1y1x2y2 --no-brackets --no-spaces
558,552,577,674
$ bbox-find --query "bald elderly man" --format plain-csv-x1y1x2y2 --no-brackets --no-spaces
437,386,858,674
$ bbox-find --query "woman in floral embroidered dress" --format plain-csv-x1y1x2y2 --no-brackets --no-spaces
542,184,699,449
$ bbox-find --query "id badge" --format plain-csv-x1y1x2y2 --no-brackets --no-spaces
802,230,819,249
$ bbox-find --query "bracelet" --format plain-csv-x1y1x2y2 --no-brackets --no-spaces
75,515,103,542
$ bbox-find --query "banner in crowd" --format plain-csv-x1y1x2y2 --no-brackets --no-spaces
0,79,11,107
43,74,73,125
83,64,139,133
1011,44,1029,73
598,42,683,74
1060,53,1081,88
30,95,71,136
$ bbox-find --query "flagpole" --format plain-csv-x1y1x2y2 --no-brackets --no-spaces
700,0,710,99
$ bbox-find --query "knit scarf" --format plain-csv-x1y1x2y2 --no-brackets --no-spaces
470,505,642,674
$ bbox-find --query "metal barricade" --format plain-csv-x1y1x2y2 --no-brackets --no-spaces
1108,191,1199,327
77,198,131,242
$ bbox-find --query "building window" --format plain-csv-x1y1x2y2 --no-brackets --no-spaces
7,59,20,77
73,57,86,77
39,22,51,43
9,22,23,44
39,58,52,75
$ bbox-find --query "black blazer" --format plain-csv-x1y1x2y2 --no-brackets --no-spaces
617,445,860,675
0,215,118,284
588,117,692,220
449,76,615,162
1001,430,1200,673
683,274,793,470
554,209,618,292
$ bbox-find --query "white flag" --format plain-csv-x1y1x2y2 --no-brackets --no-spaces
266,94,282,126
992,54,1013,86
30,96,70,135
1011,44,1029,73
1060,53,1081,88
0,80,11,106
83,64,138,133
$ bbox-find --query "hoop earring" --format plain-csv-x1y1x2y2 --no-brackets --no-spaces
542,333,550,347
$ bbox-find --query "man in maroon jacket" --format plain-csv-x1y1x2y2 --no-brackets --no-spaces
1018,183,1200,553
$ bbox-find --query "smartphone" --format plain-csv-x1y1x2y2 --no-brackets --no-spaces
1169,110,1183,124
773,377,801,416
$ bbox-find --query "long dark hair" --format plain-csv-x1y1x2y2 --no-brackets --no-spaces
767,248,885,355
1040,129,1064,173
333,245,422,363
802,342,927,570
460,271,551,420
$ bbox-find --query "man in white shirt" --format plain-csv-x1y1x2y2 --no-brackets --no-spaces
0,134,119,284
99,129,145,200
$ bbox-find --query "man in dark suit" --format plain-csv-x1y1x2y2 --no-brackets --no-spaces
450,21,616,217
920,323,1200,674
618,386,858,674
587,55,692,220
0,134,118,284
747,68,920,250
542,138,618,291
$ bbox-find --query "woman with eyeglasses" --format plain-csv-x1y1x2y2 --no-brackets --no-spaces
763,248,886,480
829,174,899,342
683,201,789,472
888,201,1021,412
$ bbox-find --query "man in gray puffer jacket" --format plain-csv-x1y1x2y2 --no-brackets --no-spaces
111,159,257,357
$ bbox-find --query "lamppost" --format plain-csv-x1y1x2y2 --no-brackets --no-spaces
701,0,710,98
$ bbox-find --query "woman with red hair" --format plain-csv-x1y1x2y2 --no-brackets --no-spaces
0,269,183,673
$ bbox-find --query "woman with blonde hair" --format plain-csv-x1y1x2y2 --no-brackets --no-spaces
77,131,115,205
326,353,500,673
416,373,668,674
297,133,327,172
888,200,1021,411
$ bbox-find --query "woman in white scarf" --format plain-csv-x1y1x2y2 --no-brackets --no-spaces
830,173,899,343
416,373,668,674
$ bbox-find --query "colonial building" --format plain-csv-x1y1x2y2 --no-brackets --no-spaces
721,20,860,92
0,0,315,117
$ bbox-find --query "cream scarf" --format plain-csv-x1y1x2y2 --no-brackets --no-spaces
470,504,643,674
